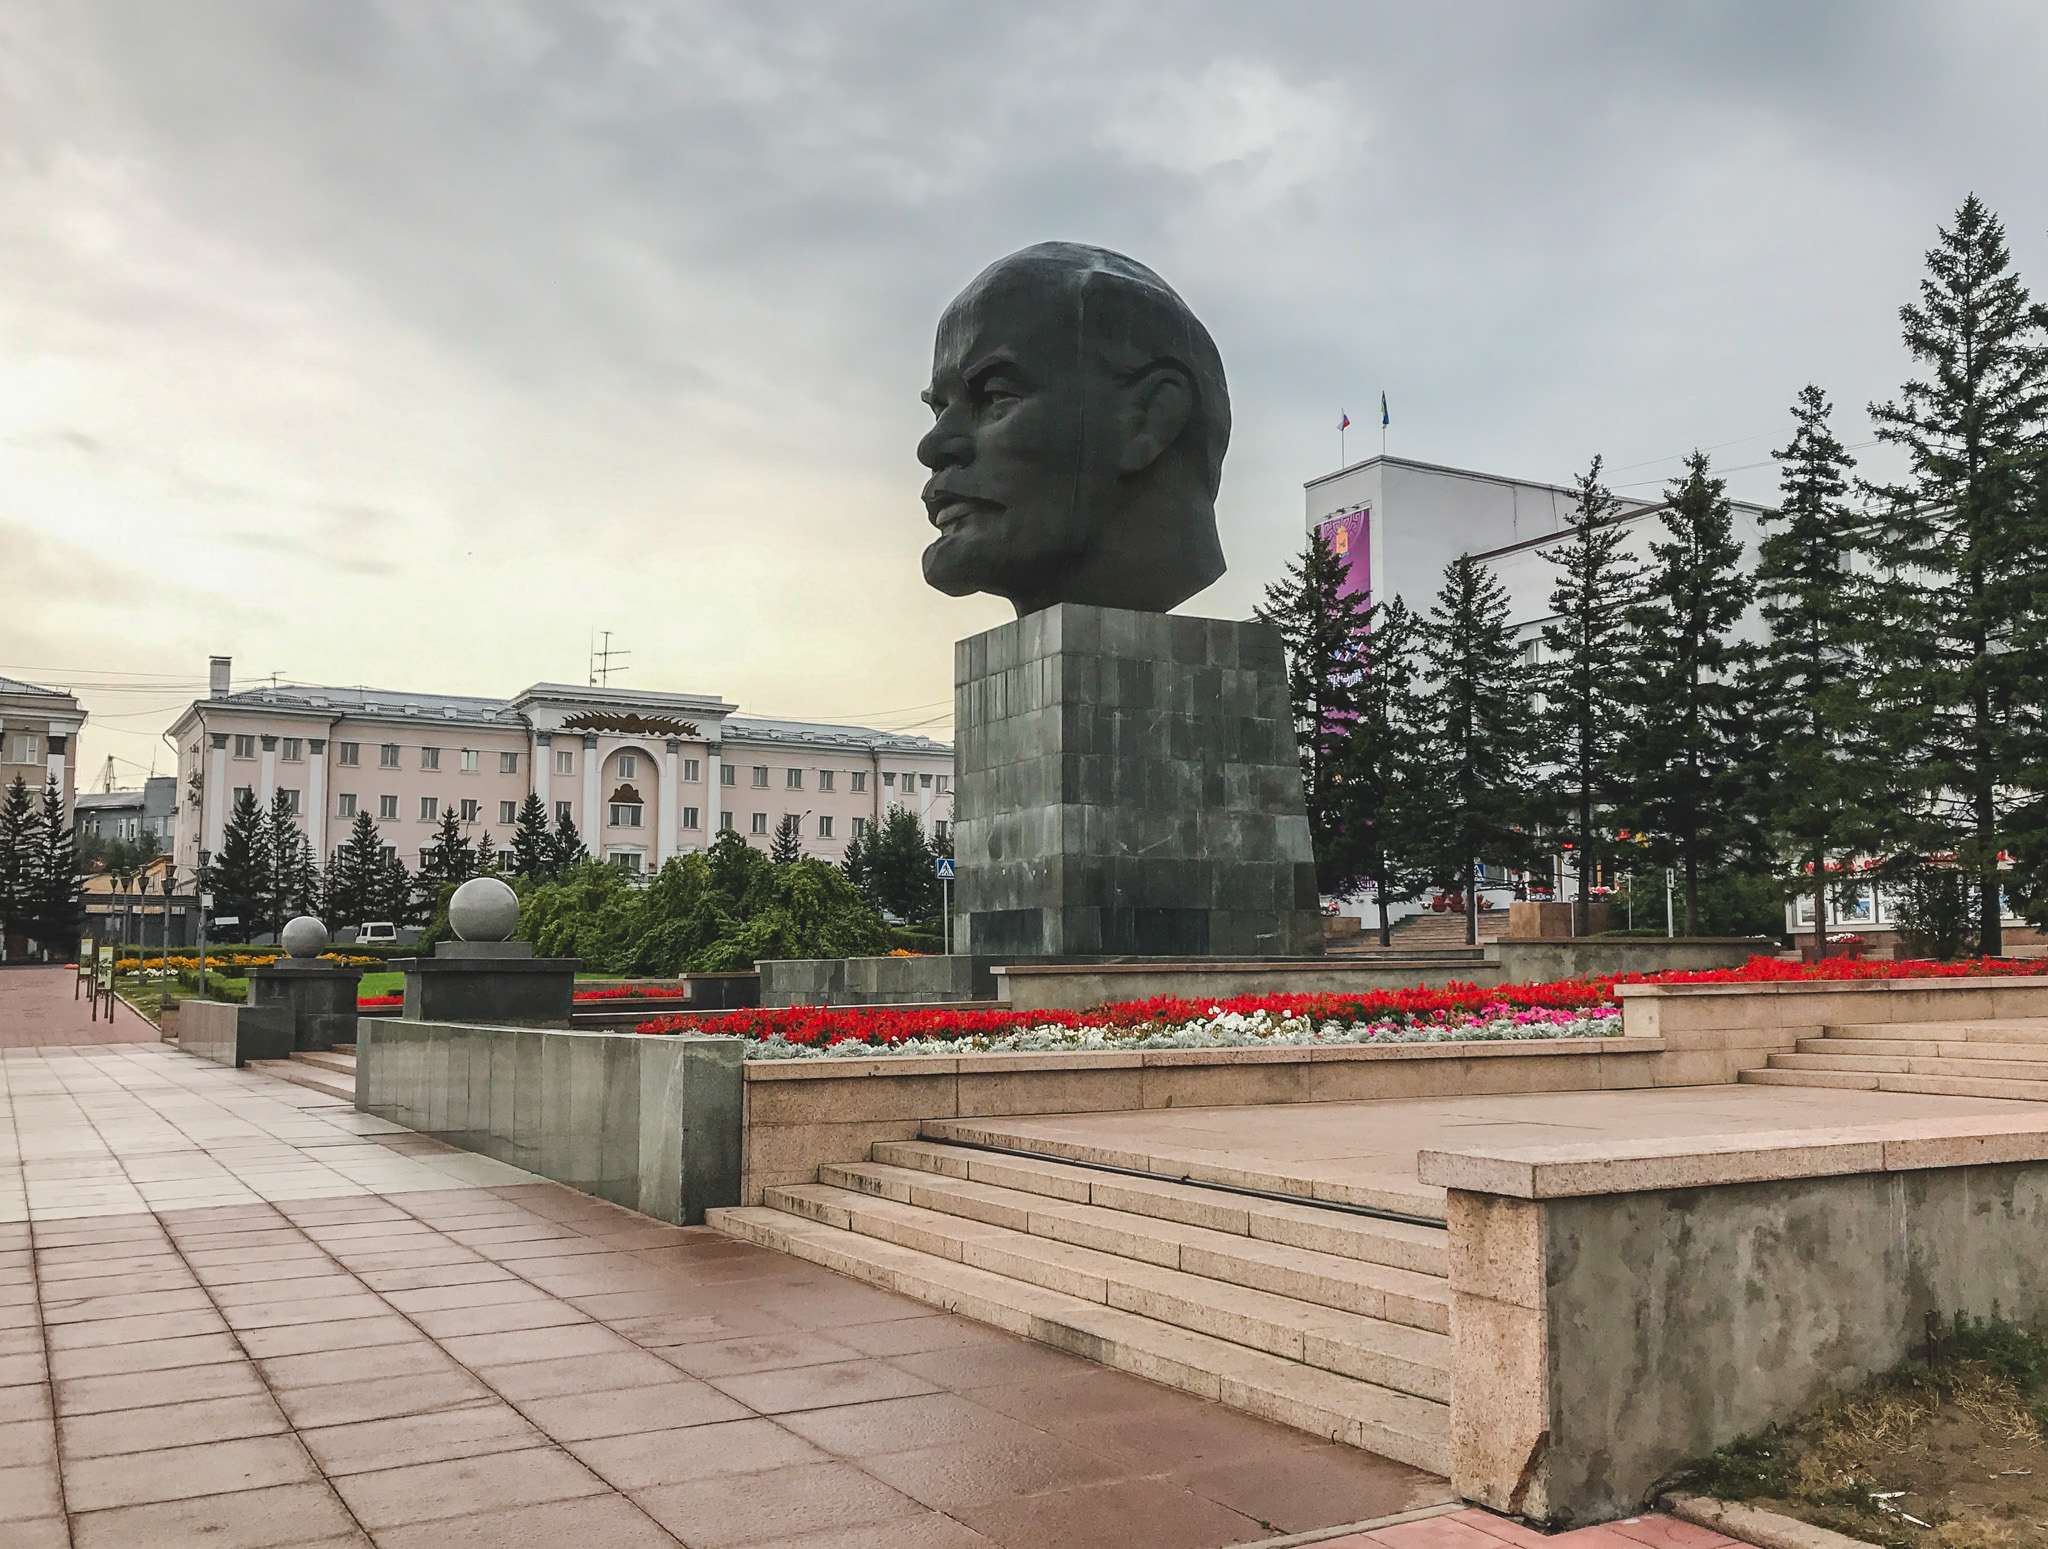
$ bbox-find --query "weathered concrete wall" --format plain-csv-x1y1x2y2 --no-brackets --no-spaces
177,999,292,1067
357,1019,742,1224
1532,1163,2048,1525
994,958,1502,1010
762,955,996,1008
1490,938,1770,983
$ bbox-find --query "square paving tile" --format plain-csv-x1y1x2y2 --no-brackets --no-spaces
633,1459,931,1548
706,1359,942,1416
567,1417,830,1491
61,1433,319,1512
328,1443,609,1529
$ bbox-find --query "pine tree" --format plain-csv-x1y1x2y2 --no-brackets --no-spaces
547,809,588,873
1754,386,1884,955
864,805,937,923
472,830,496,873
0,775,36,955
415,809,475,915
510,793,551,880
1617,452,1756,935
29,781,81,954
840,822,872,897
265,790,318,934
1857,195,2048,955
323,812,385,930
376,846,417,926
769,813,804,865
1257,530,1370,889
1420,554,1537,945
203,789,271,941
1539,456,1643,935
1334,597,1434,945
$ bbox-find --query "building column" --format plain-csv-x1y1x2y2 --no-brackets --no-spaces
306,740,329,861
44,735,67,807
580,734,600,845
659,740,681,864
258,736,278,809
204,734,228,856
706,744,723,836
532,733,550,805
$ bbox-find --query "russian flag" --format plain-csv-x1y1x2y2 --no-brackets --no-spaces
1339,411,1351,431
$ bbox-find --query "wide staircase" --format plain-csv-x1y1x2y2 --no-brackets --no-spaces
709,1136,1451,1472
1741,1020,2048,1100
249,1045,356,1101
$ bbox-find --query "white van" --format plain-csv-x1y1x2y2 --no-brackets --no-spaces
357,922,399,945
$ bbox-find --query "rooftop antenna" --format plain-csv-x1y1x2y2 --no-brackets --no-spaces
98,756,117,793
588,630,630,688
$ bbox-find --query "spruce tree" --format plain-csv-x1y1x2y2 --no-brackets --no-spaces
864,805,937,923
265,790,318,933
1539,456,1643,935
203,789,271,942
1421,554,1536,945
1257,530,1370,891
547,809,588,872
323,812,385,930
1857,195,2048,955
415,809,475,914
1753,387,1885,954
1335,597,1433,945
1617,452,1756,935
769,813,804,865
0,775,35,954
472,829,497,873
840,822,872,898
375,846,417,926
29,782,80,954
510,793,551,880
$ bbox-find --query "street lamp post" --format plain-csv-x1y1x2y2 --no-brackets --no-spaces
197,850,210,998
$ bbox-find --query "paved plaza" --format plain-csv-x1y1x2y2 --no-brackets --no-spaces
0,970,1454,1548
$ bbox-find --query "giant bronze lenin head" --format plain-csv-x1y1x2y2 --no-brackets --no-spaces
917,242,1230,618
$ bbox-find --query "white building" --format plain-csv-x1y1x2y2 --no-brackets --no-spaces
166,658,953,880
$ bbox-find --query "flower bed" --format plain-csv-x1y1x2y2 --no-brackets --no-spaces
632,954,2048,1060
118,951,379,974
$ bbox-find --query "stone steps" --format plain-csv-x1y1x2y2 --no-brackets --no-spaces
1797,1037,2048,1062
1741,1066,2048,1100
867,1139,1448,1276
1821,1020,2048,1045
248,1051,355,1101
1773,1051,2048,1083
1744,1020,2048,1101
708,1202,1449,1474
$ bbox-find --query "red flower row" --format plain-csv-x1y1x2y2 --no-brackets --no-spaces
631,954,2048,1049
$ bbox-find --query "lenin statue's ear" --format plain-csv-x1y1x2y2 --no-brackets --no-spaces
1113,363,1195,476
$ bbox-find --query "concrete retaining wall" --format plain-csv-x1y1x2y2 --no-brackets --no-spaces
993,958,1500,1010
762,955,994,1007
177,999,292,1067
1489,938,1771,982
1424,1109,2048,1527
357,1019,743,1225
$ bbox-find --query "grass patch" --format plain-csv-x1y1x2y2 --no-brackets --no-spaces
1669,1316,2048,1549
357,971,403,998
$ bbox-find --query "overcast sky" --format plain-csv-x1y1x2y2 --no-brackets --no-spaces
6,2,2047,786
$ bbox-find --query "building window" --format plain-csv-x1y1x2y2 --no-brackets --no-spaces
751,766,769,788
720,764,736,786
337,794,358,819
817,815,834,839
935,820,949,841
233,735,256,759
281,738,303,762
379,845,396,864
937,776,950,793
379,795,399,820
785,768,803,790
499,751,519,774
380,744,400,768
8,733,38,763
496,849,515,869
459,749,478,773
460,799,480,823
338,742,360,767
681,806,700,830
851,817,867,838
683,759,701,782
718,811,735,831
554,749,574,775
919,773,932,789
498,800,517,825
818,770,835,792
881,772,896,787
556,800,573,823
750,812,767,835
610,851,643,874
419,797,438,821
618,754,637,779
233,785,253,805
850,771,867,793
610,802,643,827
420,747,440,771
276,789,300,817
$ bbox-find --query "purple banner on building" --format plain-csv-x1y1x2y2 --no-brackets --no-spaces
1316,507,1370,603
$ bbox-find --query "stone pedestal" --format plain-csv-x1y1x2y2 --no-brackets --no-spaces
248,959,364,1052
398,940,578,1025
955,604,1323,958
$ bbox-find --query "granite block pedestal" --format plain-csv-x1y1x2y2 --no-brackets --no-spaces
248,959,364,1052
398,940,578,1024
955,603,1323,959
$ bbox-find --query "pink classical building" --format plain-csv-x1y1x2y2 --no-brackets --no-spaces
167,658,953,878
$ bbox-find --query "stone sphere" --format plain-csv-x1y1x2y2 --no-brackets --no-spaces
449,876,520,942
281,916,330,959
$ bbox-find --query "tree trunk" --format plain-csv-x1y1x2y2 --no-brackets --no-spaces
1377,886,1391,949
1812,853,1827,959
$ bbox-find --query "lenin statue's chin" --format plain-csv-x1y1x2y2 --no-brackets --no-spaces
919,533,991,599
